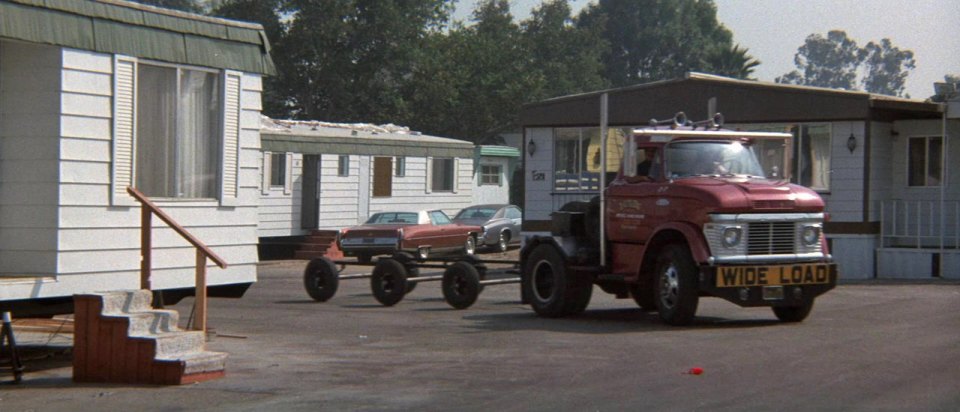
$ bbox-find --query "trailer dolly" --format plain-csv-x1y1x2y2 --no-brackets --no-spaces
303,254,520,309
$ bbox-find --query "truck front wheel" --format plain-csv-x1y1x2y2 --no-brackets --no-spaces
655,244,699,325
772,299,814,322
523,244,592,317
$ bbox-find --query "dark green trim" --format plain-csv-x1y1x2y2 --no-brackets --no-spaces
262,133,475,158
0,0,275,75
478,145,520,158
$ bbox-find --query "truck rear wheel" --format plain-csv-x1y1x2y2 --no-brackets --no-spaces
655,244,699,325
773,299,814,322
522,244,592,317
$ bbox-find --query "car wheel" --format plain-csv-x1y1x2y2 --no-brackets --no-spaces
655,243,699,325
464,235,476,256
773,299,815,322
303,257,339,302
522,244,592,318
496,231,510,253
442,261,481,310
370,258,408,306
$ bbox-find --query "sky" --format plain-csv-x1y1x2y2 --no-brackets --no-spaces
453,0,960,99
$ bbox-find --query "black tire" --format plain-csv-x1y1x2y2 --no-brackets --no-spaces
655,244,699,325
629,283,657,312
370,258,408,306
522,244,592,317
303,257,339,302
356,253,373,264
773,299,815,322
392,252,419,294
496,231,510,253
442,261,481,309
464,235,477,256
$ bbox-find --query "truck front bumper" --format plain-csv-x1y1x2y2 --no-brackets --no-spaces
698,263,838,307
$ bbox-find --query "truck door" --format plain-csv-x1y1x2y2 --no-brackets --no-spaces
606,145,662,244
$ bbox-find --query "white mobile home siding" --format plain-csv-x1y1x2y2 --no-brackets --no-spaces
819,121,866,222
1,45,262,300
0,41,61,276
523,128,555,223
257,153,474,236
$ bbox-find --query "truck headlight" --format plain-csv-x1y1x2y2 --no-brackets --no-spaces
722,226,742,247
801,225,820,246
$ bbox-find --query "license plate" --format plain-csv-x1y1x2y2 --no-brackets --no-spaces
716,264,832,288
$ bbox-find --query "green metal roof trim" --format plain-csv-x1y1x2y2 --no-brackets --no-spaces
478,145,520,158
0,0,275,75
261,133,475,158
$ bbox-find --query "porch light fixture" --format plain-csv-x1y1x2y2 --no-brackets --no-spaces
846,133,857,154
527,139,537,157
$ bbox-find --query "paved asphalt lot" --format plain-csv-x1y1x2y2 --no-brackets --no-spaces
2,253,959,411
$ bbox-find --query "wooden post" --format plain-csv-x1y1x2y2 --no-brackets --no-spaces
141,206,152,290
194,249,207,333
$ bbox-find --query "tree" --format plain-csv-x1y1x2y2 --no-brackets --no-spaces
577,0,734,86
860,38,916,97
210,0,288,117
522,0,608,100
405,0,537,143
277,0,450,123
776,30,863,90
705,44,760,80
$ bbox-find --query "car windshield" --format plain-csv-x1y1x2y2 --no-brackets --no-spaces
365,212,418,224
665,141,765,179
455,207,498,220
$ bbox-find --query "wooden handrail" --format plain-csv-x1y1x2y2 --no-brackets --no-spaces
127,187,228,268
126,186,228,333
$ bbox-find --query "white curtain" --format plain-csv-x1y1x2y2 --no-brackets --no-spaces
177,70,221,198
136,65,177,197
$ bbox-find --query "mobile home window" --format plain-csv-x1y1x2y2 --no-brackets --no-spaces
270,152,286,187
135,64,221,198
480,164,502,185
338,155,350,177
908,136,942,187
792,124,831,191
395,157,406,177
431,158,455,192
553,127,626,191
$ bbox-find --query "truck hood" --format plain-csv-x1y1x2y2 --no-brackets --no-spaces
672,176,824,212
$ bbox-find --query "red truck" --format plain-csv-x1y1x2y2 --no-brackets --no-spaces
520,113,838,325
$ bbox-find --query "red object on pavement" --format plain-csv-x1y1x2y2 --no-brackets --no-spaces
688,367,704,375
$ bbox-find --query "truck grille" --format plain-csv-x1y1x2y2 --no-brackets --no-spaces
747,222,796,255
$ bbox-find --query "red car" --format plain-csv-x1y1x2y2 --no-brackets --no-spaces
338,210,482,262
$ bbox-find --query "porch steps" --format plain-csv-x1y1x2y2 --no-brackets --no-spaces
294,230,343,260
73,290,227,385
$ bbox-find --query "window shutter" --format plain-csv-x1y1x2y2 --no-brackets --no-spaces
425,157,433,194
283,152,293,195
111,56,137,206
262,151,272,195
220,71,242,207
453,158,459,193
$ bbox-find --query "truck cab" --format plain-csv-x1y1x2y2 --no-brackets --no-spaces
521,113,838,325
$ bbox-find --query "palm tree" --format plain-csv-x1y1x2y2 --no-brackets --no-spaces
705,44,761,80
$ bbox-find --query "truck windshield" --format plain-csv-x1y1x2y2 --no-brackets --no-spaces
665,141,765,179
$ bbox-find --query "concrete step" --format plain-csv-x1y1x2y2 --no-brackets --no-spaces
150,331,207,358
119,310,181,335
158,350,229,375
98,290,154,314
